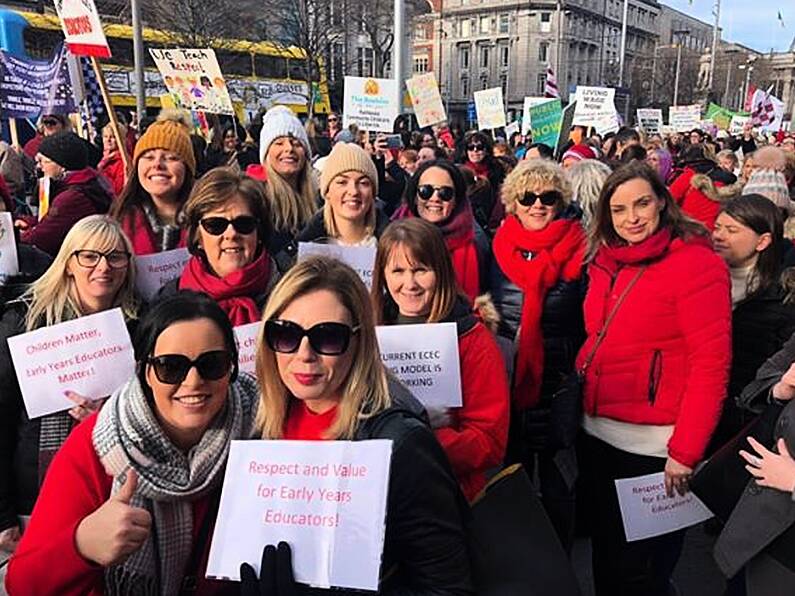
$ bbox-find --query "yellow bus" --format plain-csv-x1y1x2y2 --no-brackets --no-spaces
12,9,331,117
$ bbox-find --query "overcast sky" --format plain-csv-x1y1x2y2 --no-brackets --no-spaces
661,1,793,53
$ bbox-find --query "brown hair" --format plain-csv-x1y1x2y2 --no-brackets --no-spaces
371,219,463,323
588,161,707,259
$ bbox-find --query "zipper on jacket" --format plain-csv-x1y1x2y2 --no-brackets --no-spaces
648,350,662,405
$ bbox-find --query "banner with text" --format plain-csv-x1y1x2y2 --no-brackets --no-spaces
668,105,701,132
376,322,462,408
134,247,191,301
637,108,663,135
207,439,392,590
53,0,111,58
343,77,399,133
529,99,563,148
8,308,134,419
149,48,234,115
405,72,446,128
0,212,19,285
0,45,76,118
474,87,507,130
298,243,376,289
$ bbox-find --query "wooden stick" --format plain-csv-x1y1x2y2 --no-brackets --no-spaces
8,118,19,147
90,56,129,172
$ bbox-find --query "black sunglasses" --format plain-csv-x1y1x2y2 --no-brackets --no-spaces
265,320,359,356
417,184,455,202
467,143,485,151
147,350,232,385
199,216,258,236
42,118,60,126
518,190,563,207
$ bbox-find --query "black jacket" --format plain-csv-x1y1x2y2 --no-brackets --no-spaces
373,155,407,217
296,204,391,244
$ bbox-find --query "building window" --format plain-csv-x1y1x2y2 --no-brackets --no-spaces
498,13,510,33
480,16,491,34
479,45,490,69
537,73,546,94
357,47,374,77
331,42,344,80
414,24,427,40
461,76,470,98
461,18,471,37
500,73,508,96
500,44,509,68
459,44,470,69
538,41,549,62
541,12,552,33
413,56,429,73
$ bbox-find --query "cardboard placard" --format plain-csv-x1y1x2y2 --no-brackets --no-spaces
149,48,234,115
572,86,616,128
474,87,507,130
668,105,701,132
8,309,135,419
529,99,562,147
297,243,376,289
343,77,399,133
53,0,111,58
637,108,663,135
207,439,392,590
729,115,750,136
521,97,551,136
405,72,446,128
134,247,191,301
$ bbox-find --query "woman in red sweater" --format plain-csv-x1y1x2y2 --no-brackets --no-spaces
579,161,731,596
6,292,259,595
371,218,510,501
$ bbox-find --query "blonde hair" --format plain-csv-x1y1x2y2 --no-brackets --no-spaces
254,256,391,439
264,161,318,235
22,215,138,331
501,158,572,215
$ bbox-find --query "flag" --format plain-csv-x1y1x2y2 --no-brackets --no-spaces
750,88,785,130
78,56,105,140
778,11,785,28
744,84,758,112
544,64,559,98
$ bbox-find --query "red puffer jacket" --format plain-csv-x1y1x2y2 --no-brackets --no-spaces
576,232,731,468
669,167,740,231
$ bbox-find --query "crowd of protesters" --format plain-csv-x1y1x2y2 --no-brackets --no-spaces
1,104,795,596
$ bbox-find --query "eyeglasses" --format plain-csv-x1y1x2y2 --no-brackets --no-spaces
265,320,359,355
467,143,485,152
518,190,563,207
199,216,258,236
328,117,339,122
147,350,232,384
72,249,131,269
417,184,455,202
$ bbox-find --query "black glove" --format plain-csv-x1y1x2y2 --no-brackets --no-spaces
240,542,303,596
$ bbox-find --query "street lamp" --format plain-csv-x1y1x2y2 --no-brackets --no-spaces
672,29,690,107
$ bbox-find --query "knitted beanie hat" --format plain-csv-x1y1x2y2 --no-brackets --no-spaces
38,132,88,171
562,144,596,163
133,109,196,175
259,106,311,163
319,142,378,197
744,169,795,214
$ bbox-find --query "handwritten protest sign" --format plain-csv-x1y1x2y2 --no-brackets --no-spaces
474,87,507,130
0,45,76,118
376,323,462,408
53,0,111,58
0,212,19,285
669,105,701,132
207,439,392,590
405,72,446,128
637,108,663,135
529,99,562,148
343,76,399,133
573,86,616,128
8,309,134,419
521,97,550,135
505,120,520,138
149,48,234,114
234,322,261,375
729,115,750,136
615,472,713,542
298,243,376,289
134,247,191,301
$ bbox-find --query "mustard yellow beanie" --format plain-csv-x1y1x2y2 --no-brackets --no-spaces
133,109,196,175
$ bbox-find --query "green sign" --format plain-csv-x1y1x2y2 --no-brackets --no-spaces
529,99,562,148
706,103,751,131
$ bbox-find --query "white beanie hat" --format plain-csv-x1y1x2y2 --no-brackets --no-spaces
259,106,311,163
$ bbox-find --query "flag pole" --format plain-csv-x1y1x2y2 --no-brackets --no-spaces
89,56,129,172
8,118,19,147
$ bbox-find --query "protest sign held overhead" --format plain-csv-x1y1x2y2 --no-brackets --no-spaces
668,105,701,132
53,0,111,58
405,72,446,128
0,45,76,118
637,108,663,135
207,439,392,590
150,48,235,114
474,87,507,130
298,243,376,289
343,76,399,133
8,309,135,419
572,86,616,128
134,247,191,301
522,96,551,136
529,99,562,148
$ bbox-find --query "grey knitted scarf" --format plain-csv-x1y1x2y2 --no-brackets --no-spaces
92,372,259,596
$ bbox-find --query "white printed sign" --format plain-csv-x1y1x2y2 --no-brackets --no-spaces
298,243,376,289
573,86,616,128
729,115,750,136
343,77,399,133
8,308,135,419
234,322,261,375
53,0,111,58
405,72,446,128
505,121,520,138
0,212,20,284
637,108,663,135
376,323,462,408
134,247,191,301
149,48,234,115
668,105,701,132
474,88,507,130
207,440,392,590
615,472,713,542
522,97,552,136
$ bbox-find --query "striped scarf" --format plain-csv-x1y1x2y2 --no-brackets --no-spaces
92,372,259,595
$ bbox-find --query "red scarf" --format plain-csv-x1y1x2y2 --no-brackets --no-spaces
594,227,673,274
493,216,585,410
465,160,490,180
179,251,272,325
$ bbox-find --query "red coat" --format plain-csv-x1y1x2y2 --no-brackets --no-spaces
436,320,510,501
576,236,731,468
669,168,731,232
5,414,235,596
97,152,126,197
119,206,188,256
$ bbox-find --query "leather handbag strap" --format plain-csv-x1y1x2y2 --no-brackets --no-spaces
581,266,646,374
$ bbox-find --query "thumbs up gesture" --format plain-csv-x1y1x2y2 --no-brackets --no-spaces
75,469,152,566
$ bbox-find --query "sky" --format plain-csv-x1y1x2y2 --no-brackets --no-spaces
661,0,793,53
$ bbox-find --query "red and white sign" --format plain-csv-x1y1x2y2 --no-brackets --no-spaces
53,0,111,58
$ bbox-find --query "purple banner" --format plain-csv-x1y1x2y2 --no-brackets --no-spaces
0,45,76,118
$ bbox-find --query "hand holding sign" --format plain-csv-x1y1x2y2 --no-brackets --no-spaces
65,390,105,422
75,470,152,566
240,542,301,596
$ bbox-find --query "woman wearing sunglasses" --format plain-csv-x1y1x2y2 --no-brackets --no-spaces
457,131,505,234
371,219,509,502
401,159,489,303
0,216,138,555
253,256,473,594
7,291,258,594
489,158,586,553
297,143,388,246
166,167,278,326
